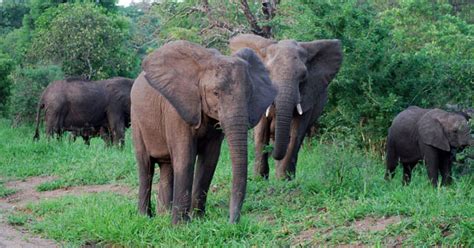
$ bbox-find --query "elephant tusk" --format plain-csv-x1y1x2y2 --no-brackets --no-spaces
297,103,303,115
265,106,271,118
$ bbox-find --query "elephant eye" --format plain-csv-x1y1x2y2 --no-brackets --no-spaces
213,90,219,97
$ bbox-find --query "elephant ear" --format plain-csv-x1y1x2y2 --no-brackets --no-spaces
229,34,276,59
142,40,215,127
418,109,450,151
298,40,343,112
233,48,277,127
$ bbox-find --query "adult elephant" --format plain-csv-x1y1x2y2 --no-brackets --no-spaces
97,77,134,146
131,41,276,224
385,106,473,186
230,34,343,180
33,77,133,146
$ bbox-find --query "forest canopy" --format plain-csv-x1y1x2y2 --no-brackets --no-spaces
0,0,472,151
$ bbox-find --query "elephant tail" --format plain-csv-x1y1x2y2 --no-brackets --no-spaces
385,137,398,180
33,99,45,141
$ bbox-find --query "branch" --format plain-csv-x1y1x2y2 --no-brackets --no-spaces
239,0,265,37
239,0,278,38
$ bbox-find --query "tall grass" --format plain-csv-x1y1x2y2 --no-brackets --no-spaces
0,119,473,246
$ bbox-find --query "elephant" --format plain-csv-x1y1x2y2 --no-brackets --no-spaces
229,34,343,180
33,77,134,146
385,106,473,186
131,40,276,224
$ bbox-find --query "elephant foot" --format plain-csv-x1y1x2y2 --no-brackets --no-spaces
172,212,191,225
191,208,206,219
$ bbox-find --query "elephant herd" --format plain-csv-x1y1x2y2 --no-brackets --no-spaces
33,34,472,224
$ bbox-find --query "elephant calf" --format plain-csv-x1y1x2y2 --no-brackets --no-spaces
385,106,472,186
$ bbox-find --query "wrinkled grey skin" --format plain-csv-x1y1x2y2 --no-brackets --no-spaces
131,41,276,224
33,77,133,146
230,34,343,180
385,106,473,186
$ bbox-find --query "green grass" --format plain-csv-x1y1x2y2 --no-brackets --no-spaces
0,119,473,246
0,181,16,198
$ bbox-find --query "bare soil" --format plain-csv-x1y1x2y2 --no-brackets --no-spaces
0,176,133,248
352,215,401,233
292,215,403,247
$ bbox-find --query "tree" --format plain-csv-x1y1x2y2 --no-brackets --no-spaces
30,3,139,79
239,0,279,38
0,0,30,35
0,53,14,115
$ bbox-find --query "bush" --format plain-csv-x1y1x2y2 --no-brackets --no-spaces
30,3,139,79
0,52,14,116
8,65,63,125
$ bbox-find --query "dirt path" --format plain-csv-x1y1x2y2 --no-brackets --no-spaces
0,176,134,248
292,215,403,247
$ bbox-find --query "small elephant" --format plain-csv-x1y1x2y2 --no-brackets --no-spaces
33,77,133,146
131,41,276,224
385,106,473,186
230,34,343,180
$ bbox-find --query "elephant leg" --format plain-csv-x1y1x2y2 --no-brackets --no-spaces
253,117,271,179
107,114,125,147
439,151,452,186
423,147,440,186
133,127,155,216
171,141,197,225
56,108,67,140
385,141,398,180
402,162,416,185
191,132,224,217
69,132,77,143
157,161,173,214
100,127,112,147
276,116,307,180
83,135,91,146
44,111,55,140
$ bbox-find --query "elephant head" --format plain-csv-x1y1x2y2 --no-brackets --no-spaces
142,40,276,223
418,109,472,151
230,34,343,159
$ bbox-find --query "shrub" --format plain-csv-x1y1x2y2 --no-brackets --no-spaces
0,52,14,115
8,64,63,125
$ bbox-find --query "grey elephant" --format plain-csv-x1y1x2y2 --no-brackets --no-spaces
131,41,276,224
230,34,343,180
33,77,133,146
385,106,473,186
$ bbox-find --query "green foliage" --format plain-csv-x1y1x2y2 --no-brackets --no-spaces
8,65,63,125
0,27,32,65
121,3,161,59
0,52,14,115
7,212,30,226
0,0,30,35
275,0,473,151
149,0,252,51
30,3,139,79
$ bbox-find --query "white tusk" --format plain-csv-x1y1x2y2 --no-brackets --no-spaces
265,106,271,118
297,103,303,115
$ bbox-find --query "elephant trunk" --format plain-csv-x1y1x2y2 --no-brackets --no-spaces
272,85,297,160
221,112,249,224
